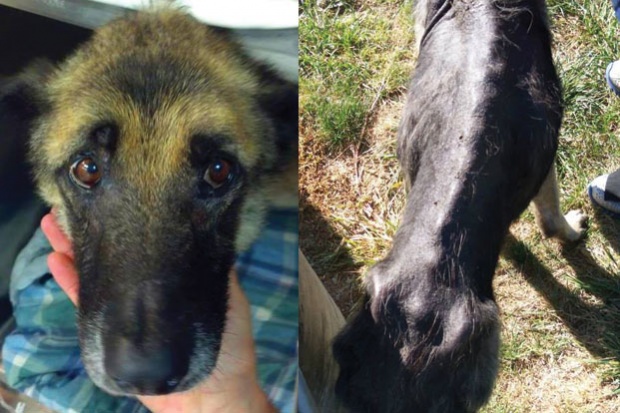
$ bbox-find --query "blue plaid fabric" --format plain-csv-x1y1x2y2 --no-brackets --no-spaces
2,208,298,413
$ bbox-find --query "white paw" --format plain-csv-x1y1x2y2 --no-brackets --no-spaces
564,209,588,241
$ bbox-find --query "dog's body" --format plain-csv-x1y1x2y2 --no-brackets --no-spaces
2,8,296,396
333,1,585,411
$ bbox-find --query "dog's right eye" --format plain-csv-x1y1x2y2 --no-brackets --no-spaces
70,157,102,189
204,159,233,189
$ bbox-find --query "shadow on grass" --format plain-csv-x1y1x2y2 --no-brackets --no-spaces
300,190,364,317
503,230,620,365
594,207,620,261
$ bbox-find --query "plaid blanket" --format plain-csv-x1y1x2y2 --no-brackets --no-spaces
2,208,298,413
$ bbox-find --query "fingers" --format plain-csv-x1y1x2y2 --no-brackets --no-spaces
41,211,80,305
219,269,254,368
41,212,74,260
227,270,250,315
47,252,80,305
225,270,253,339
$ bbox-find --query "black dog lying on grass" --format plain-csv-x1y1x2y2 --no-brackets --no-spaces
333,0,587,411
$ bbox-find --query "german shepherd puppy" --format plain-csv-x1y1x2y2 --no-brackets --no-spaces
2,8,297,396
332,0,585,411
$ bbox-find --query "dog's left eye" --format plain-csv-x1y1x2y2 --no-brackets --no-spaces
70,156,101,189
204,159,232,188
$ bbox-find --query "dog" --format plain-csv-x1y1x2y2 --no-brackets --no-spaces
1,7,297,396
332,0,586,411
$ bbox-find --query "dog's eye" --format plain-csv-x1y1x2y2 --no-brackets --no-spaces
70,157,101,189
204,159,232,188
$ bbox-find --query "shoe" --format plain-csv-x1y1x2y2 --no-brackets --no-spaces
606,61,620,96
587,169,620,216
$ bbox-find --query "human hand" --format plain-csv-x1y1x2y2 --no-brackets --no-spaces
41,211,277,413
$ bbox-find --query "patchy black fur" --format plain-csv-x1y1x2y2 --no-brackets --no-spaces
0,81,39,203
0,61,55,203
334,1,562,411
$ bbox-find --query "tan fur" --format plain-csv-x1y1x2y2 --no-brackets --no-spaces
531,166,587,242
29,7,293,242
14,6,296,395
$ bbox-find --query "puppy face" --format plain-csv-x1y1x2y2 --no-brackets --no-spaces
27,9,296,395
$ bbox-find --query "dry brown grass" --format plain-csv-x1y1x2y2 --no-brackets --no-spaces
301,97,411,313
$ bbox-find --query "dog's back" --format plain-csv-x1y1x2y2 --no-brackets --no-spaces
402,0,560,223
388,0,561,307
333,1,568,412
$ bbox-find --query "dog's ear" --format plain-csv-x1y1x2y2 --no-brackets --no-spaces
250,66,298,207
255,66,299,168
0,60,53,122
0,60,54,201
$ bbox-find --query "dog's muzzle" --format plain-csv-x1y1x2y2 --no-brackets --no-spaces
100,280,194,395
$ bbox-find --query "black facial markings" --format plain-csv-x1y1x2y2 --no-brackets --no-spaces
189,134,232,165
111,55,206,117
90,123,118,152
56,122,119,192
189,134,246,199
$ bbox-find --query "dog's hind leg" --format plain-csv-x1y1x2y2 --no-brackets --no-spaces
532,166,587,242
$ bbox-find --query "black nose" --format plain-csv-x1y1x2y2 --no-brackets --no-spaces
104,337,188,395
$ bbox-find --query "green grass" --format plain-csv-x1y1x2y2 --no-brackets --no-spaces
300,0,415,147
300,0,620,410
551,0,620,207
